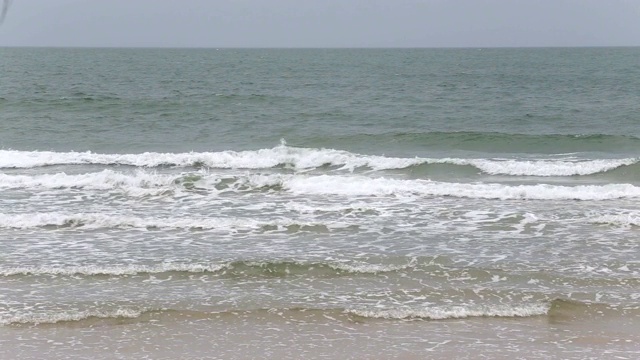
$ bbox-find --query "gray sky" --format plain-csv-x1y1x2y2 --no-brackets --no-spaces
1,0,640,48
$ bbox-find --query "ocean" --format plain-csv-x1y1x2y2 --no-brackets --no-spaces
1,47,639,359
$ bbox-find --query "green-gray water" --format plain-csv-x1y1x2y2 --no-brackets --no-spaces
1,47,640,359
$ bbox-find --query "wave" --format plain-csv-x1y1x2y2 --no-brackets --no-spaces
303,131,640,154
0,213,359,234
0,258,421,277
2,302,551,327
3,171,640,200
3,298,625,326
0,263,231,277
589,213,640,227
0,212,256,230
263,174,640,200
1,308,149,326
8,257,634,285
284,202,381,215
0,169,175,191
1,145,636,177
348,299,627,321
545,299,635,320
346,303,549,320
1,304,544,326
460,158,637,176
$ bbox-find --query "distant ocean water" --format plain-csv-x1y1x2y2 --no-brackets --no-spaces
1,47,640,359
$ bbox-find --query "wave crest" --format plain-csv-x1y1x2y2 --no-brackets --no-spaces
0,213,360,234
279,175,640,200
1,146,636,177
0,259,420,277
589,213,640,227
2,171,639,200
1,308,147,326
346,303,550,320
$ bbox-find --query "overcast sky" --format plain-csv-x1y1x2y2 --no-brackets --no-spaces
1,0,639,48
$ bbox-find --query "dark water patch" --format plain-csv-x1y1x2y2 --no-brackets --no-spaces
400,162,482,180
587,161,640,183
547,299,640,324
213,178,283,193
173,173,205,190
259,224,331,234
297,132,640,155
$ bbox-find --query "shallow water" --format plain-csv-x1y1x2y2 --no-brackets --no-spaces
1,47,640,359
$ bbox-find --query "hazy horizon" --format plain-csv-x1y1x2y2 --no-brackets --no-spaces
1,0,640,48
2,45,640,50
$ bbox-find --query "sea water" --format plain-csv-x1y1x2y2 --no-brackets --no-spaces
1,47,640,359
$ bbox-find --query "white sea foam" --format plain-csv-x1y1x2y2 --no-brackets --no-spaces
0,212,343,231
2,170,638,200
1,147,635,176
328,260,416,274
0,263,230,276
0,260,412,277
0,308,146,325
0,212,251,229
466,158,637,176
589,213,640,227
346,303,549,320
284,202,379,214
0,146,409,170
268,174,640,200
0,169,175,190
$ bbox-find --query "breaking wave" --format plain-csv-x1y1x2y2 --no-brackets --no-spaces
258,174,640,201
1,302,549,326
1,145,636,177
346,303,550,320
3,299,618,326
0,258,420,277
1,308,147,326
2,172,640,200
0,212,340,231
589,213,640,227
0,170,174,190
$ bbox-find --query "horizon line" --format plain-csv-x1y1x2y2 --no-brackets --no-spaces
1,45,640,50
